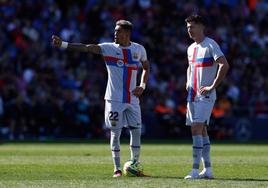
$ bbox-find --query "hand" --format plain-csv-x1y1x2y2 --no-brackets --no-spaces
132,86,144,97
51,35,62,48
199,85,214,95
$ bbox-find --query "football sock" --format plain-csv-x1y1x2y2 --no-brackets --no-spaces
192,135,203,169
110,129,121,171
129,127,141,162
202,136,211,168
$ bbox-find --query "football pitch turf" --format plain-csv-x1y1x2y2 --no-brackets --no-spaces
0,141,268,188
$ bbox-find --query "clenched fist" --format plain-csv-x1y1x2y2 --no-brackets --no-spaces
51,35,62,48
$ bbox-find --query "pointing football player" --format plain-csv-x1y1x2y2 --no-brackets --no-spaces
52,20,150,177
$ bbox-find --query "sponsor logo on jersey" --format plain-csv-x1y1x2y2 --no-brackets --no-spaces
117,60,124,67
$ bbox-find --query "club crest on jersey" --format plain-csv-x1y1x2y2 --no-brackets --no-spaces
117,60,124,67
133,53,138,59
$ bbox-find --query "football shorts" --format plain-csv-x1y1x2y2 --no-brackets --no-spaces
186,97,215,126
105,100,142,130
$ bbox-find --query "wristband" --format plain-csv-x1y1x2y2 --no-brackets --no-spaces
61,41,68,49
140,83,146,90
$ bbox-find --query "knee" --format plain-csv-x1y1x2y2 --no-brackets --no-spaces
191,123,204,135
111,133,120,143
110,130,121,145
202,127,208,136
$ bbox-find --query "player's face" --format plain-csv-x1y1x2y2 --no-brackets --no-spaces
114,25,129,45
187,22,204,40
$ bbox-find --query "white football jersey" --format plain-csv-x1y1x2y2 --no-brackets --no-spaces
99,42,147,104
187,37,224,102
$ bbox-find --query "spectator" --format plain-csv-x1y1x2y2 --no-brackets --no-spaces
0,0,268,139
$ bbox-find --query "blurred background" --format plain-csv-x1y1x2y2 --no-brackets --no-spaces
0,0,268,141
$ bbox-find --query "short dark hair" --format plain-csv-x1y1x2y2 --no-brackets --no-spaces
185,15,206,26
116,20,133,31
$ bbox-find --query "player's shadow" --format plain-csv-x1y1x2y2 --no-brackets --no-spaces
144,176,183,179
146,176,268,182
215,178,268,182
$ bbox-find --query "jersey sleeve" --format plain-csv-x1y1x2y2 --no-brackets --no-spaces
187,46,191,64
140,45,147,62
209,40,224,61
98,43,113,56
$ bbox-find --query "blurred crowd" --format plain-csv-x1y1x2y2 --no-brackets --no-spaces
0,0,268,140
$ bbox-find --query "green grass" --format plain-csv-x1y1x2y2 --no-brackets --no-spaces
0,142,268,188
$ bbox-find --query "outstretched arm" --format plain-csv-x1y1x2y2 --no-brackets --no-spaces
200,56,229,95
51,35,102,54
132,60,150,97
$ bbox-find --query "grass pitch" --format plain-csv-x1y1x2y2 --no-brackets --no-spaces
0,141,268,188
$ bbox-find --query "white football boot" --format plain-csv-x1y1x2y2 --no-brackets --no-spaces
184,169,199,179
199,168,214,179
